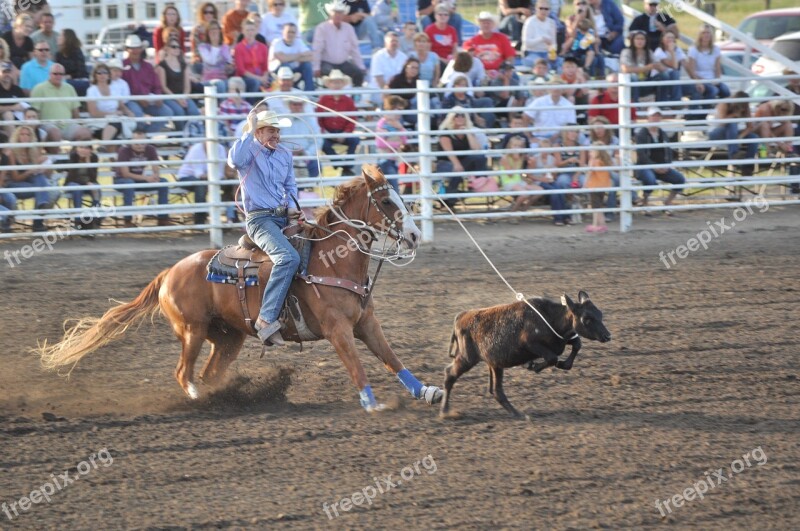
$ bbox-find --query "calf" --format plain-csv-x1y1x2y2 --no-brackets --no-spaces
440,291,611,418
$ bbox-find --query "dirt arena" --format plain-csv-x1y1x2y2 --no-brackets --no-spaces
1,207,798,529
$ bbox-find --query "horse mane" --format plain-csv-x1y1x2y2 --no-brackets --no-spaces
306,166,386,239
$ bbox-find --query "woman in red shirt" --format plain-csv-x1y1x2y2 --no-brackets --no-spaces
424,5,458,64
154,5,186,59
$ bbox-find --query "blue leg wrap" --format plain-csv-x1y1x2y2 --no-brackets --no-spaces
397,369,423,398
359,385,377,409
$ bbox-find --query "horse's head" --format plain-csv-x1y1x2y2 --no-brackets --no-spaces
361,164,421,251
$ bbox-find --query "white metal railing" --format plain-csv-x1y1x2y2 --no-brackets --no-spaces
1,73,798,244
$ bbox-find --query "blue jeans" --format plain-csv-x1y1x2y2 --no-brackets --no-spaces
523,51,562,72
243,76,265,103
163,98,200,131
322,136,360,170
276,61,315,91
499,14,524,42
126,100,175,133
472,96,497,129
178,176,207,205
0,191,15,230
708,124,759,159
304,159,320,178
378,159,399,192
5,174,57,208
66,182,100,225
245,214,300,323
114,177,170,220
655,69,682,103
540,181,569,223
353,17,383,49
555,172,586,189
635,168,686,197
601,34,624,55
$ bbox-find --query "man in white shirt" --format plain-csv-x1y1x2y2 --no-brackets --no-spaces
268,22,315,90
270,66,319,125
523,80,577,139
281,98,322,178
176,142,231,225
369,31,407,89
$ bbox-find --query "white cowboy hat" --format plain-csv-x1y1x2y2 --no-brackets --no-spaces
276,66,301,82
106,58,125,70
324,0,349,16
321,69,351,85
124,34,143,48
244,110,292,133
476,11,499,24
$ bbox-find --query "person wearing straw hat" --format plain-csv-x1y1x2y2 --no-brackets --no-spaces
269,66,318,120
312,0,366,87
227,108,299,347
463,11,516,74
317,69,359,175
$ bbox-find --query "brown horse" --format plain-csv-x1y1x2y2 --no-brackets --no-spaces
38,166,442,411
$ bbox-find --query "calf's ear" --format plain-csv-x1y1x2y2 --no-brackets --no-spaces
578,290,590,304
561,294,576,311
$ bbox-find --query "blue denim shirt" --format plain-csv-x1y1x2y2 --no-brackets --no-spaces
228,133,297,213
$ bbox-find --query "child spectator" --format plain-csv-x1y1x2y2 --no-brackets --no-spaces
585,141,611,233
375,95,409,191
441,73,494,129
219,76,252,136
64,145,100,231
526,137,571,226
501,135,543,211
553,126,586,189
399,21,417,55
568,18,596,75
234,19,270,97
620,29,660,102
317,69,359,175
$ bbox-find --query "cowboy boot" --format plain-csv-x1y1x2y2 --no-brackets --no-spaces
256,318,285,346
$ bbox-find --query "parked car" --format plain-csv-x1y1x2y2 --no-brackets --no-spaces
750,31,800,77
719,8,800,53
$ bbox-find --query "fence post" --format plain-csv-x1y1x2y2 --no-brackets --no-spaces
204,85,223,248
416,79,434,242
618,72,633,233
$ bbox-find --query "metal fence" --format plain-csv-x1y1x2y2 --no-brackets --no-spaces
1,72,799,245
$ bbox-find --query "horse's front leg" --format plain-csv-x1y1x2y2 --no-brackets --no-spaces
326,321,384,412
354,310,442,405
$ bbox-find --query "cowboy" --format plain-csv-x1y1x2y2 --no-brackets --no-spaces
311,0,366,87
463,11,516,75
227,109,301,347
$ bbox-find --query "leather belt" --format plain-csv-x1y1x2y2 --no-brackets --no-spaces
248,206,288,218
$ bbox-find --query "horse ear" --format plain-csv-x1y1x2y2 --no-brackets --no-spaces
561,294,576,311
578,291,590,304
362,166,375,186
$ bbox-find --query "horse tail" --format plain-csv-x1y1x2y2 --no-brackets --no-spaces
37,268,171,374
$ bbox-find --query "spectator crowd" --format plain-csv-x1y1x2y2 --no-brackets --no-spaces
0,0,798,233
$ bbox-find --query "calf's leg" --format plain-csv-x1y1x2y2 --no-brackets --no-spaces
440,355,478,417
556,338,582,371
490,367,523,418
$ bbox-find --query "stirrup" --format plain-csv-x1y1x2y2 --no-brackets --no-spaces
256,320,285,346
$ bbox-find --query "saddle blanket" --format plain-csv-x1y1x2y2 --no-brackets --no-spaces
206,236,311,286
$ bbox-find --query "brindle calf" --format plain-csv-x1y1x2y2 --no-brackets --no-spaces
440,291,611,418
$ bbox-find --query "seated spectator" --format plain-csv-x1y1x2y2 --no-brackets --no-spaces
176,141,228,225
409,32,441,88
2,13,34,70
628,0,678,52
620,30,661,103
30,12,57,61
652,30,685,103
219,77,253,136
86,62,136,146
108,58,131,109
436,107,490,206
424,4,459,64
114,127,174,228
587,72,636,125
585,141,612,232
269,22,314,91
157,37,201,130
191,2,219,73
418,0,463,45
222,0,251,45
56,29,89,97
0,61,25,141
0,38,18,82
526,137,572,225
388,57,421,119
488,62,528,122
531,56,551,80
708,91,758,168
499,0,533,45
234,19,271,98
441,51,486,89
684,24,730,107
587,0,624,56
553,126,586,188
523,79,577,140
312,0,366,87
269,67,320,123
754,99,794,155
500,113,533,149
0,153,16,232
634,107,685,212
464,12,516,77
372,0,399,34
4,124,57,231
399,22,418,55
122,35,174,133
282,98,321,178
198,20,234,94
155,5,186,59
376,95,410,191
260,0,297,45
345,0,383,50
30,64,93,145
564,17,598,76
522,1,558,69
236,12,268,45
370,31,408,90
500,134,544,211
317,69,359,175
442,74,495,129
64,145,100,230
19,40,52,95
559,55,589,117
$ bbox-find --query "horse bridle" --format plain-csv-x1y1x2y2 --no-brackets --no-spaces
365,182,406,244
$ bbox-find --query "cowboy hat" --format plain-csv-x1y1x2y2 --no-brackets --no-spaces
321,69,351,85
276,66,301,82
476,11,499,24
324,0,349,16
243,110,292,133
124,34,143,48
106,58,125,70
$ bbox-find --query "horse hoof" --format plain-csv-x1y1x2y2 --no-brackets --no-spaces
186,383,199,400
420,385,443,405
